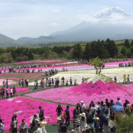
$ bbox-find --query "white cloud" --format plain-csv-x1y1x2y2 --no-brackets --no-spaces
77,13,133,25
52,9,60,12
50,23,59,26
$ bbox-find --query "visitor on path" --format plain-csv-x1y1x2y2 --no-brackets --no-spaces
19,119,28,133
30,114,39,132
116,98,122,106
27,79,29,87
73,115,81,133
19,79,21,87
0,119,4,133
81,101,86,113
70,77,72,86
6,79,8,88
76,103,81,114
36,79,38,89
39,117,47,133
6,87,9,98
127,75,130,83
0,87,4,98
94,117,102,133
80,113,87,132
34,123,42,133
3,80,5,87
59,118,69,133
114,77,117,83
52,78,54,86
95,102,101,111
74,80,77,86
82,78,84,83
49,78,51,87
56,105,63,116
86,114,94,133
108,116,116,133
10,87,13,98
40,78,44,88
123,100,128,110
105,99,110,108
89,101,95,109
64,106,70,126
21,79,24,87
34,81,37,90
123,75,126,84
38,106,44,120
10,115,18,133
125,101,131,115
57,115,63,133
13,86,16,96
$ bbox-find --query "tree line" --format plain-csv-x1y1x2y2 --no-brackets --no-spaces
0,38,133,63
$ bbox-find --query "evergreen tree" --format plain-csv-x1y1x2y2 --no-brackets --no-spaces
121,46,127,56
131,40,133,47
124,39,130,49
73,44,82,59
84,43,90,61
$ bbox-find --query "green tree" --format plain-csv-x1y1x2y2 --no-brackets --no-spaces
88,57,104,74
131,40,133,47
73,44,82,59
84,43,90,61
124,39,130,49
115,113,133,133
131,47,133,56
121,46,127,56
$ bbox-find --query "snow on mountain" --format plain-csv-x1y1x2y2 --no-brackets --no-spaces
94,7,129,18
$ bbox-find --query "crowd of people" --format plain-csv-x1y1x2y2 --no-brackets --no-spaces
55,98,133,133
0,98,132,133
114,75,131,83
33,77,85,90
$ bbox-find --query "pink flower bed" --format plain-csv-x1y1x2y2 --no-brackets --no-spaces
15,60,67,64
0,73,44,75
25,81,133,106
0,97,74,131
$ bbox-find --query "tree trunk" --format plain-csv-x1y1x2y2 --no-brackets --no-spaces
99,67,101,74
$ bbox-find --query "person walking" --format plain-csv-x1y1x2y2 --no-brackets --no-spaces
6,79,8,88
38,106,44,120
64,106,70,126
6,87,9,98
21,79,24,87
10,115,18,133
0,119,4,133
10,87,13,98
39,117,47,133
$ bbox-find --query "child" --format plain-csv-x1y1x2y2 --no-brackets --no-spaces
94,117,102,133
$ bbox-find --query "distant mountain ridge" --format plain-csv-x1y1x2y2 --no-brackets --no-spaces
0,7,133,46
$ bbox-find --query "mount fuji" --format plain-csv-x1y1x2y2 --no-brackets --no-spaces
49,7,133,41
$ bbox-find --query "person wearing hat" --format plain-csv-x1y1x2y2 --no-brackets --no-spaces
102,103,109,117
80,113,87,132
94,117,102,133
81,101,86,113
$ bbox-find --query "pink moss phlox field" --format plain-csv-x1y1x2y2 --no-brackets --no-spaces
25,82,133,106
104,60,133,65
0,73,44,75
0,97,74,131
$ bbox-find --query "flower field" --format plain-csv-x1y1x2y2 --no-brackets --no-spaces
0,97,74,131
26,81,133,107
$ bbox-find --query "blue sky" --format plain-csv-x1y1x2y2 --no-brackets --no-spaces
0,0,133,39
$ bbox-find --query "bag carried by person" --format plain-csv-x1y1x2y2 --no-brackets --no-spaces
64,111,67,119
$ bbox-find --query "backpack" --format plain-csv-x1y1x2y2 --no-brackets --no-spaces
64,111,67,119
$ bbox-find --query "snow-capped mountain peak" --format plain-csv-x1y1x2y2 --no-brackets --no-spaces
94,7,129,18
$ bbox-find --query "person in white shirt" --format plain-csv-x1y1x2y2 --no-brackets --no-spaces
108,116,116,132
80,101,86,113
116,98,122,106
34,123,42,133
10,87,13,97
